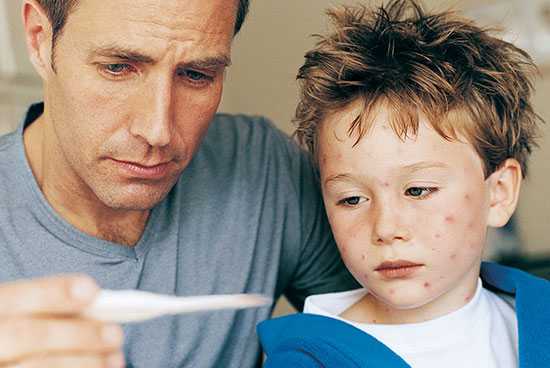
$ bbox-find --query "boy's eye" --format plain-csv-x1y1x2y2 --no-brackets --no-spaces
405,187,438,198
337,196,367,206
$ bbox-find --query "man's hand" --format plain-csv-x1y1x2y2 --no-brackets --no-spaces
0,275,124,368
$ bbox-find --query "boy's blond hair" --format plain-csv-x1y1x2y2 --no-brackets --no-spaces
294,0,542,177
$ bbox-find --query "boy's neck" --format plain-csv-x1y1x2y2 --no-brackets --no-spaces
340,268,480,325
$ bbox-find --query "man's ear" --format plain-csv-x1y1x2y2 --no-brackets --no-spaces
486,158,522,227
22,0,54,79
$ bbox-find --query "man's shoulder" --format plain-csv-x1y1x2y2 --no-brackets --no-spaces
0,129,18,152
206,113,300,154
0,129,19,166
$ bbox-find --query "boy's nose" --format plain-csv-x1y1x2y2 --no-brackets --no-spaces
371,203,410,245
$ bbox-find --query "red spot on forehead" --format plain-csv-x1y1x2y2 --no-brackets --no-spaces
464,194,470,200
423,282,430,288
361,254,366,260
434,233,441,239
450,254,457,260
383,182,390,187
389,289,395,295
444,215,454,223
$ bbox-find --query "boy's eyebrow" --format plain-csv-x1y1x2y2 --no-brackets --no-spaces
324,173,355,187
401,161,449,172
324,161,448,186
88,45,232,69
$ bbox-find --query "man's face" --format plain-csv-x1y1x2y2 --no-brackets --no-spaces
42,0,237,210
319,101,492,312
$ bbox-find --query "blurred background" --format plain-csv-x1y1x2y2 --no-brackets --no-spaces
2,0,550,313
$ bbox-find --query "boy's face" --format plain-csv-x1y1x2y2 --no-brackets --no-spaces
319,102,494,312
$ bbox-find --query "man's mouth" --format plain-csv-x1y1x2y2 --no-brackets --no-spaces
111,159,173,180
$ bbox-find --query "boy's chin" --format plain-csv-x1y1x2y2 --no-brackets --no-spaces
370,288,442,313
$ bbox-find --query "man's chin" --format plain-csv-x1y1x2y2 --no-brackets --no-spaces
96,186,173,211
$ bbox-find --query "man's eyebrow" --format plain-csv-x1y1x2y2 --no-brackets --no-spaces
88,46,232,69
180,55,232,70
89,46,156,64
401,161,449,172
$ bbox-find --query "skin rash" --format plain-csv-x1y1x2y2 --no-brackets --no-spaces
317,100,520,324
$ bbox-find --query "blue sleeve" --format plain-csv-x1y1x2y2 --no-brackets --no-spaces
258,314,411,368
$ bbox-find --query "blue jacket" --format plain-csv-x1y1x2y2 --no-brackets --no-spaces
258,262,550,367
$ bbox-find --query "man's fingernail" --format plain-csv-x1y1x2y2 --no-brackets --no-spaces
70,277,98,301
106,352,125,368
103,325,124,345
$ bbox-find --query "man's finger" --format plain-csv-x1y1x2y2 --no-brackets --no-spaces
3,352,125,368
0,317,123,364
0,275,99,317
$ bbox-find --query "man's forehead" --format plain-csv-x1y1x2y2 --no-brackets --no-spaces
70,0,238,36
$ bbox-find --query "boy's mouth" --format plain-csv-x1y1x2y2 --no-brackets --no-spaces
375,260,424,279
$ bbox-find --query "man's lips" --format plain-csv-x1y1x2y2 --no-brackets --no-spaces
374,260,424,279
111,159,174,180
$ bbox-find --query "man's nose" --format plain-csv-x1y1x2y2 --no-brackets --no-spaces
130,77,173,147
371,201,410,245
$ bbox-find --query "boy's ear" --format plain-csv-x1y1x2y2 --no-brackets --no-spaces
486,158,522,228
22,0,54,79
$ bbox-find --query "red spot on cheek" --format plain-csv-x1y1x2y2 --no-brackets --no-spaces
424,282,431,288
383,182,390,187
464,194,470,200
361,254,366,261
445,215,455,223
389,289,395,295
341,247,347,255
450,254,457,260
434,233,441,239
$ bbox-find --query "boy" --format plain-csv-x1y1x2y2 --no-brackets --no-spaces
258,1,550,367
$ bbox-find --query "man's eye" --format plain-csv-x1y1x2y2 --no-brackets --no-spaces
103,63,132,75
337,196,366,206
178,69,212,82
405,187,438,198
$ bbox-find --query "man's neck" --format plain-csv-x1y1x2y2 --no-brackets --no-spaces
23,113,149,246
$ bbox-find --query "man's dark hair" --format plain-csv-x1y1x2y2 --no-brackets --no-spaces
37,0,250,68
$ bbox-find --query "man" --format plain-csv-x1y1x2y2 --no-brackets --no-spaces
0,0,356,367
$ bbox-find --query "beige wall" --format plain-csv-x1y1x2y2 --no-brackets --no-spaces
220,0,550,256
2,0,549,256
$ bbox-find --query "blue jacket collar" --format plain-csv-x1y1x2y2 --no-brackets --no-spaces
259,262,550,367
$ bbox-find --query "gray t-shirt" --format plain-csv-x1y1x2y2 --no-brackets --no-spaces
0,103,357,368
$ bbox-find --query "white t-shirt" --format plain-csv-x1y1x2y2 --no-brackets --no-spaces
304,280,518,367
